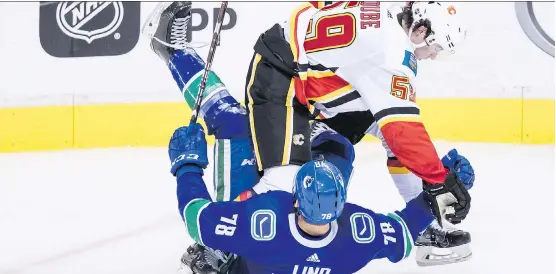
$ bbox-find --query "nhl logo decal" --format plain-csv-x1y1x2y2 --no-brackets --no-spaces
40,1,140,58
55,2,124,44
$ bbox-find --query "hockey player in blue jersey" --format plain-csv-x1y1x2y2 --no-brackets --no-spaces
168,121,473,274
141,2,475,272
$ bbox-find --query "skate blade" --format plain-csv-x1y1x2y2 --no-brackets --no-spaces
177,262,219,274
177,263,194,274
141,2,173,39
415,244,472,267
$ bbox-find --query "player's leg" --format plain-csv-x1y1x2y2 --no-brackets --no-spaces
309,121,355,189
143,0,259,198
143,3,244,139
164,46,259,201
366,123,472,266
165,49,259,202
143,3,255,273
382,151,472,266
245,24,312,193
167,48,252,140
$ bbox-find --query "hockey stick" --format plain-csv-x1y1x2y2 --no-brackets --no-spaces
190,1,228,125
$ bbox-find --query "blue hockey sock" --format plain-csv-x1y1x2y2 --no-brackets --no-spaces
168,49,226,111
212,138,259,201
203,94,249,139
167,49,249,139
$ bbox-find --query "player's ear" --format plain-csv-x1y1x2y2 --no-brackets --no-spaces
410,25,428,44
416,26,428,37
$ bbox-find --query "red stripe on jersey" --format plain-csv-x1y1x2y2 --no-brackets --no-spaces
304,74,351,100
380,121,448,184
294,77,308,106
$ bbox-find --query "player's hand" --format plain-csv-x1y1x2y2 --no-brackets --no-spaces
423,171,471,226
168,123,209,177
441,149,475,190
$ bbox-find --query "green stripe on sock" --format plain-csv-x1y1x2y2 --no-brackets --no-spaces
184,199,211,245
216,139,225,201
387,213,413,259
183,71,225,109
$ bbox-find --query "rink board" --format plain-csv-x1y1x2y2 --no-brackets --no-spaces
0,98,553,152
0,2,553,152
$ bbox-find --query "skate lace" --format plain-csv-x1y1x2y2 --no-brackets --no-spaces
152,17,208,49
170,17,189,48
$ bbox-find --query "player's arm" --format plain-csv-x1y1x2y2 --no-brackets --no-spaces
351,193,435,263
177,173,261,256
169,124,278,261
177,173,286,264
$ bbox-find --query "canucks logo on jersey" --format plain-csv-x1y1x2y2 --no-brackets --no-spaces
350,213,376,243
251,210,277,241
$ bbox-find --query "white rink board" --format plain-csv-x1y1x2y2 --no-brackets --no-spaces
0,142,554,274
0,2,553,108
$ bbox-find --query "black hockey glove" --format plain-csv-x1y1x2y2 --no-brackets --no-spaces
423,170,471,226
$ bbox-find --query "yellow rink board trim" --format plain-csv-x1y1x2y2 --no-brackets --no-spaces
0,105,74,152
522,99,556,144
0,98,554,153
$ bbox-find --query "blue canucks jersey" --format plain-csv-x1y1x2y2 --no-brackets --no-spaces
177,172,434,274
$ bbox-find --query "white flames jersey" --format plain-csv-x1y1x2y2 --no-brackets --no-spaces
280,2,448,184
281,1,419,122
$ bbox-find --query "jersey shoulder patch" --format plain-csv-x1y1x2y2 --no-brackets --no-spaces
251,209,277,241
246,192,292,241
402,50,418,76
341,203,377,244
349,212,376,243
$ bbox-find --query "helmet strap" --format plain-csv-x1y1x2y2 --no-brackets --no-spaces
292,199,300,215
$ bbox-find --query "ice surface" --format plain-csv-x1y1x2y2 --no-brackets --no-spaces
0,142,554,274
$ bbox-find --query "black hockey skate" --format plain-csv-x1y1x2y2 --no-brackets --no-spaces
141,1,192,64
414,221,472,266
177,243,235,274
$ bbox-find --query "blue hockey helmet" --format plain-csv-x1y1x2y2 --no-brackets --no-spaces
293,158,347,225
